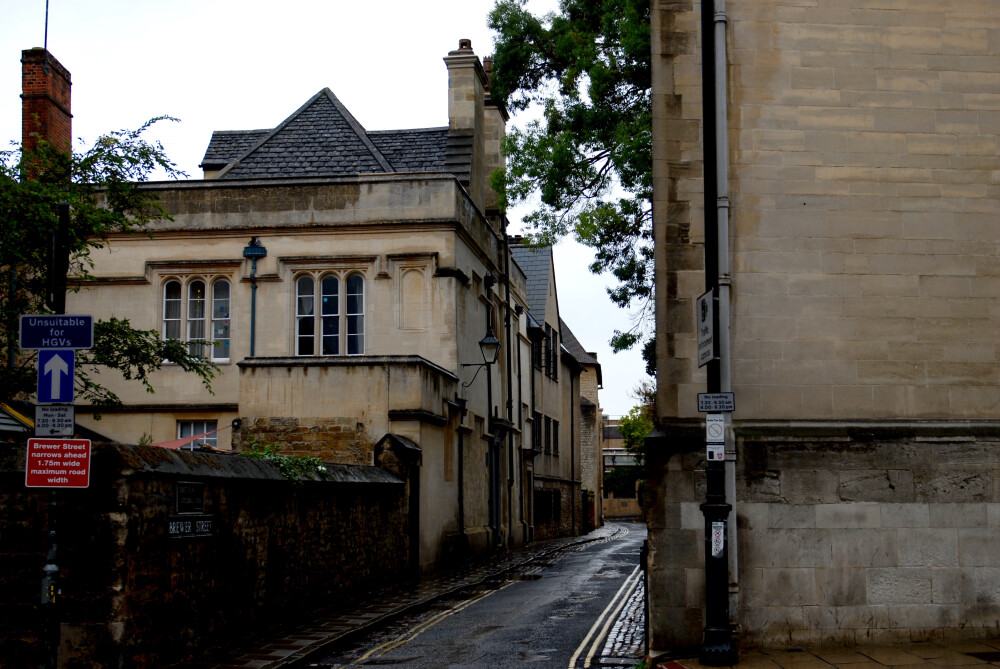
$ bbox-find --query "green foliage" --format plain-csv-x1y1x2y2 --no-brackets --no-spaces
239,434,328,484
0,119,218,409
604,465,641,498
619,403,654,467
489,0,653,351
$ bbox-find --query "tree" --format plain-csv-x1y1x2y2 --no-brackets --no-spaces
618,403,653,468
0,119,218,411
489,0,652,352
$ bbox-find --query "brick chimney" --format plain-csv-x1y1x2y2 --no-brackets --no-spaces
21,48,72,153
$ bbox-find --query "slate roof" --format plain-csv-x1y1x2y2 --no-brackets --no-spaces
200,88,470,180
510,240,552,324
201,129,269,171
368,128,449,172
560,319,599,368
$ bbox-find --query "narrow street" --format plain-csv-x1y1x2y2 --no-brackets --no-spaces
304,522,646,669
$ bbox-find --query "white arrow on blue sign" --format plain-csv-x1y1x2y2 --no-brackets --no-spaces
37,349,74,404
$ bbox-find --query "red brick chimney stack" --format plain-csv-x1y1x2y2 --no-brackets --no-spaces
21,47,72,153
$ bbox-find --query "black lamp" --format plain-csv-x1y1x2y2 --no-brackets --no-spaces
478,327,500,365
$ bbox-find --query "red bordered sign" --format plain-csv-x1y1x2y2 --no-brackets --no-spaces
25,438,91,488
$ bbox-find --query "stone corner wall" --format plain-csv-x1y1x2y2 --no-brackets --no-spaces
644,424,1000,651
737,426,1000,648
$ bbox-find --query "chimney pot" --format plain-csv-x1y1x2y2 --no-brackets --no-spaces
459,38,472,50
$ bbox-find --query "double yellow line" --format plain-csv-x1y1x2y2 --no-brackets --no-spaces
567,565,642,669
338,580,515,668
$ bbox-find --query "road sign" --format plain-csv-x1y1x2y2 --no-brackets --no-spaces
696,291,714,367
35,405,75,437
37,350,74,404
706,414,725,444
19,315,93,350
698,392,736,413
25,438,91,488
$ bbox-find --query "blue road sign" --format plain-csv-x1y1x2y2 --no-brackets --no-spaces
37,349,75,404
20,315,93,350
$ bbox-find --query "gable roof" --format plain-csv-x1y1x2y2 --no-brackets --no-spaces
200,88,469,181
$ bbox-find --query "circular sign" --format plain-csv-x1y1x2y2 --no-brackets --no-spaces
707,422,724,440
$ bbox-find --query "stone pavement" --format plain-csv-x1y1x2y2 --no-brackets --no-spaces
660,639,1000,669
598,576,646,666
170,523,627,669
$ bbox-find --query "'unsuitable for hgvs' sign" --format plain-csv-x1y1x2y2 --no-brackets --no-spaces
25,438,91,488
19,315,93,350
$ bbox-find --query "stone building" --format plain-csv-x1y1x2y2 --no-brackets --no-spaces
47,41,599,569
649,0,1000,653
510,239,603,539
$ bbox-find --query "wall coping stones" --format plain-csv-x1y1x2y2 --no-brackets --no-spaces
3,443,403,484
238,355,459,381
736,420,1000,440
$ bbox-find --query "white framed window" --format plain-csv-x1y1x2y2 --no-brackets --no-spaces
212,280,231,360
162,277,232,362
177,419,218,450
295,271,365,356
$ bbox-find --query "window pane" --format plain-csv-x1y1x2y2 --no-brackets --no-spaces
322,315,339,355
188,280,206,356
177,420,218,449
296,276,315,356
346,274,364,314
296,276,314,316
321,276,339,315
297,314,315,356
347,334,363,355
346,275,364,354
188,281,206,319
163,280,182,340
212,280,231,360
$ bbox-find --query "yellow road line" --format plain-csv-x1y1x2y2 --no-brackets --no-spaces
342,581,513,668
567,565,641,669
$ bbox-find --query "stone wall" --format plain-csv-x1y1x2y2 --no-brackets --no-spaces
0,443,410,668
533,476,583,540
645,423,1000,651
579,401,601,524
235,416,374,464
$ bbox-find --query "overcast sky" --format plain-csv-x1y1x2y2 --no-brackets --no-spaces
2,0,648,417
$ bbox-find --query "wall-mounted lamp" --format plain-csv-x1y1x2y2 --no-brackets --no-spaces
477,327,501,366
462,325,501,388
242,237,267,357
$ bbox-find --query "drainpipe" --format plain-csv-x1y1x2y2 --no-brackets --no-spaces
570,372,576,534
503,227,515,547
714,0,739,627
516,305,527,538
454,395,468,536
699,0,737,664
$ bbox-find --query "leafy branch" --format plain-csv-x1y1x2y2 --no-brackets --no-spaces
239,434,329,484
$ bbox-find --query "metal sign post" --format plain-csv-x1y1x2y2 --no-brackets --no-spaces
21,308,94,669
